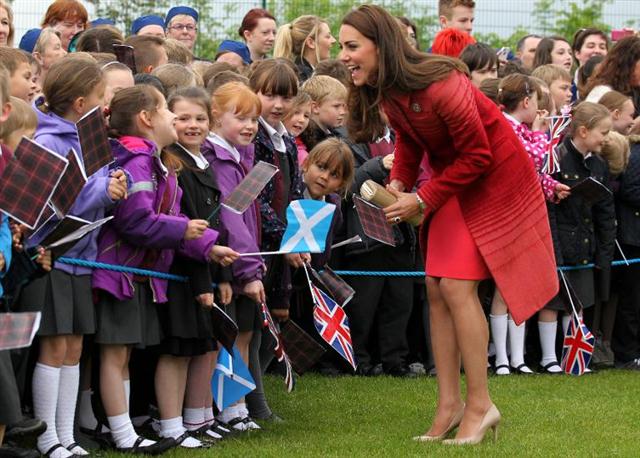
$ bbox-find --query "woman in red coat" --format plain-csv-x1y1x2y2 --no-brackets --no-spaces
339,5,558,445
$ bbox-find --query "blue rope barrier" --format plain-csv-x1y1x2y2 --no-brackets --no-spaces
57,257,188,282
55,256,640,280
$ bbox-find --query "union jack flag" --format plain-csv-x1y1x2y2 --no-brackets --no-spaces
310,283,357,370
542,112,571,175
561,313,595,376
260,303,295,392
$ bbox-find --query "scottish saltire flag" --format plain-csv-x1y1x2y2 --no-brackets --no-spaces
211,346,255,411
310,283,357,370
279,199,336,253
261,303,295,392
561,313,595,376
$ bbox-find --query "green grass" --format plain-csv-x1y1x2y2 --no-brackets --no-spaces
111,371,640,457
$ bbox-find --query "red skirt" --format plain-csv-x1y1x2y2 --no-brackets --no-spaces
426,196,491,280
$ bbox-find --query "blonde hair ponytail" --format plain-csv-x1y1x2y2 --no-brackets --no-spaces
273,15,324,63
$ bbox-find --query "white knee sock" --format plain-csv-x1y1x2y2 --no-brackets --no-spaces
490,314,509,373
108,413,154,449
160,416,202,447
56,364,87,454
508,319,527,368
33,363,67,456
539,321,559,367
183,407,205,431
123,379,130,412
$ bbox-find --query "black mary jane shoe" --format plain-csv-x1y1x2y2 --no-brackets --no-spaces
44,444,78,458
493,364,511,375
510,363,535,375
115,436,176,455
541,361,563,374
174,432,210,449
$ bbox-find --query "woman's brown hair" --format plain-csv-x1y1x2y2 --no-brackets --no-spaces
341,4,467,142
42,54,103,117
586,36,640,96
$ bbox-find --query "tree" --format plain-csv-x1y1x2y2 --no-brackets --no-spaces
267,0,439,52
534,0,612,40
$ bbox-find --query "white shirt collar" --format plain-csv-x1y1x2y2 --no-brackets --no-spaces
177,143,209,170
209,133,241,163
259,117,287,152
502,112,521,126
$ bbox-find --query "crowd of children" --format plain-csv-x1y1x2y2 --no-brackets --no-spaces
1,0,640,455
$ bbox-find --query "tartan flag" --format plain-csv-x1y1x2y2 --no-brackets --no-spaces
50,148,87,216
260,303,295,392
279,200,336,253
222,161,278,214
310,265,355,307
561,313,595,376
0,137,68,229
353,195,396,247
0,312,41,350
210,304,238,354
280,319,326,374
211,345,255,411
309,282,357,370
76,106,114,176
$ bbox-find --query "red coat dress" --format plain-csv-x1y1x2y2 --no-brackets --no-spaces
384,71,558,324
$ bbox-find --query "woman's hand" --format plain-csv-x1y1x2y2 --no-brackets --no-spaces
196,292,215,309
284,252,311,268
243,279,265,304
388,179,405,192
383,186,421,224
217,282,233,306
108,170,128,201
184,219,209,240
209,245,239,266
554,183,571,200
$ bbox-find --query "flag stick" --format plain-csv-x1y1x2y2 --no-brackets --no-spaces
206,204,221,222
238,250,291,257
331,235,362,249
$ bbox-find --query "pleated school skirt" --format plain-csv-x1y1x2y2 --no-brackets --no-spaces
18,269,95,336
0,349,22,424
94,282,163,348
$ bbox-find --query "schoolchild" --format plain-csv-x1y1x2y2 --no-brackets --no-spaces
541,102,616,373
202,81,265,430
18,55,128,458
92,84,236,453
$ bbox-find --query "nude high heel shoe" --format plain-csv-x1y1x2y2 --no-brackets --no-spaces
442,404,500,445
413,405,465,442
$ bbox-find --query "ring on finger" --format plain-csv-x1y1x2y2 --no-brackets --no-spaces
393,216,401,224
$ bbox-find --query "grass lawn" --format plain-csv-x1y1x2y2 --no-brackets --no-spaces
107,370,640,458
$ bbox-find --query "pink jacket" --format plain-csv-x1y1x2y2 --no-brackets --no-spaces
504,113,560,203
